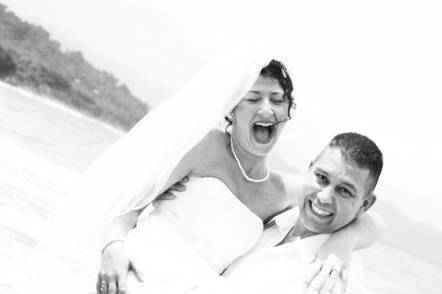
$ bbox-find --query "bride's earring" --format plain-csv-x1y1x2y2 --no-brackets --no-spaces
224,111,234,135
289,102,297,119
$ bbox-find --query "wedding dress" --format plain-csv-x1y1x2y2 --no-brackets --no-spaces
27,47,278,293
126,176,263,293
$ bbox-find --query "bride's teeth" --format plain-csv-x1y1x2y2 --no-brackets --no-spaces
311,202,332,217
255,122,274,127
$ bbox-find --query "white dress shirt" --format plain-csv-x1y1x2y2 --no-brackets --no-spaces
186,208,366,294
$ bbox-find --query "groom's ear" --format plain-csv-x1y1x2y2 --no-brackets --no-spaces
357,193,376,217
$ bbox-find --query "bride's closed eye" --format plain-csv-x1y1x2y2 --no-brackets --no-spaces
246,97,261,103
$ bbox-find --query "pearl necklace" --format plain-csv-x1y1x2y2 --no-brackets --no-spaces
230,136,269,183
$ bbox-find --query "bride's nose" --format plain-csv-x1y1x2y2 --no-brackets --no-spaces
256,98,274,116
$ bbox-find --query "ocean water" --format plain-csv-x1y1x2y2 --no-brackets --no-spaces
0,82,121,293
1,82,441,293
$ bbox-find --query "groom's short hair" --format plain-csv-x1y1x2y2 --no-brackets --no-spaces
327,132,383,193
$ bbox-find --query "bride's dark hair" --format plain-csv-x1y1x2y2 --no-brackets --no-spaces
224,59,295,132
260,59,295,113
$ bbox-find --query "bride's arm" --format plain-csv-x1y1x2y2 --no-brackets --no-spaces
304,211,385,293
101,130,213,242
321,210,385,253
97,131,214,294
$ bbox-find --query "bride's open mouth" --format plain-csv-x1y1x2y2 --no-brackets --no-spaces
252,121,276,144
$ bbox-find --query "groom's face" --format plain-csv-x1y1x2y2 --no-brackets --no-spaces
298,147,375,234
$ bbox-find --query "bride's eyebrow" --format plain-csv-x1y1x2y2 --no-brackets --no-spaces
247,90,283,94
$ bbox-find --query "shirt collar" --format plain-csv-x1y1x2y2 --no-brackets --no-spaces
269,208,332,259
271,207,300,235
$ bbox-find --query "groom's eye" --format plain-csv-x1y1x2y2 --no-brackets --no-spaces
315,173,329,185
337,186,353,198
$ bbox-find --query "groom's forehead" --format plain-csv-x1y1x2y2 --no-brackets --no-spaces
311,147,371,192
311,147,346,170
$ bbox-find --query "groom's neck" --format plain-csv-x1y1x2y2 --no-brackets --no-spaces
282,220,317,244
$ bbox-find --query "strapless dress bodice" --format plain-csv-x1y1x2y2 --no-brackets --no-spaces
151,177,263,272
127,177,263,284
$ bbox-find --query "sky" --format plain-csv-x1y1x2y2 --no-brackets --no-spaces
3,0,442,229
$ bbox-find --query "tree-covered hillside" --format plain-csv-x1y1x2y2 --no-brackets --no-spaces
0,3,148,130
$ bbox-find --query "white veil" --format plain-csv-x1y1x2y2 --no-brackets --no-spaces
29,48,273,292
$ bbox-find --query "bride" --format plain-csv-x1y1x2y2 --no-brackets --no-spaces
30,49,382,294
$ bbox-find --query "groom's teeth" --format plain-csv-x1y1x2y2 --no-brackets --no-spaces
311,202,332,217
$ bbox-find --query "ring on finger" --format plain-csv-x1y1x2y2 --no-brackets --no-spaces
330,268,340,276
100,280,107,291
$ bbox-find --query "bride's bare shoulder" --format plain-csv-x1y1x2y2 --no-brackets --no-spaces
205,129,229,152
189,129,223,152
187,129,227,165
207,128,227,142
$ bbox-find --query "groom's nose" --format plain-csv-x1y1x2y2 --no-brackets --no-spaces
316,186,333,204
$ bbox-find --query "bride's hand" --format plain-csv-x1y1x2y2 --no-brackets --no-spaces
305,242,352,294
156,176,189,201
97,240,143,294
302,254,347,294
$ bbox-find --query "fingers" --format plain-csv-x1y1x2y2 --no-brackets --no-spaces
159,191,176,200
108,280,117,294
319,269,339,294
161,177,190,201
307,265,329,293
97,245,131,294
96,274,108,294
306,254,344,294
169,176,190,192
340,267,349,293
170,183,186,192
331,278,343,294
96,274,102,294
161,177,190,200
117,274,128,294
129,260,144,282
97,273,124,294
303,257,322,286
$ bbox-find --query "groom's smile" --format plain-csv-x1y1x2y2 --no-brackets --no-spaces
298,146,375,235
303,195,335,229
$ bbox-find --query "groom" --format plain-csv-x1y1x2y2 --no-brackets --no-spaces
190,132,383,293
